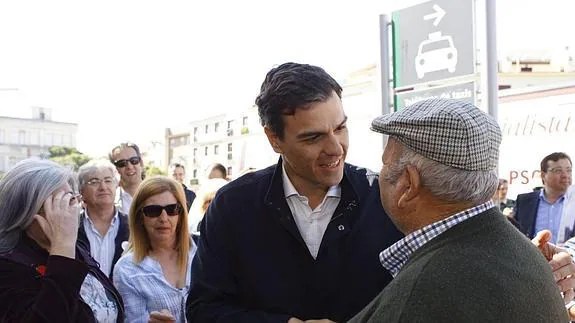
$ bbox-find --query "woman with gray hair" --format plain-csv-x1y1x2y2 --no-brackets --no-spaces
0,158,124,322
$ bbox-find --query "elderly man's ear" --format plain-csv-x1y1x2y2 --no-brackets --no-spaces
397,165,421,209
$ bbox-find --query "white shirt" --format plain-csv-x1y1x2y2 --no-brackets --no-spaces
116,187,133,215
83,210,120,277
80,273,119,323
282,164,341,259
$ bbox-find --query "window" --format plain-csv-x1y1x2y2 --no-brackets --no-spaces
62,135,71,147
193,127,198,142
193,148,197,157
214,122,219,132
29,130,39,145
227,166,232,177
10,130,18,144
53,133,63,146
204,146,208,156
242,116,248,126
227,143,233,160
227,120,234,136
193,169,197,178
214,145,219,155
18,130,26,145
205,124,209,134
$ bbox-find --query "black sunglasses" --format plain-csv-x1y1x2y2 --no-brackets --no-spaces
141,203,182,217
114,156,140,168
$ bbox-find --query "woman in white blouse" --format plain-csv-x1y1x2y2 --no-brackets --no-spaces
113,176,196,323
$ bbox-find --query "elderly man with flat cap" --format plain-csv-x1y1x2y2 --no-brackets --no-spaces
349,99,570,322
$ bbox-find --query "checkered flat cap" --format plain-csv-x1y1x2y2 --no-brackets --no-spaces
371,98,501,171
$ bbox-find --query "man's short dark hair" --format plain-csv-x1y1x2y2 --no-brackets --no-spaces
169,163,185,173
540,152,572,172
255,62,343,140
209,163,227,177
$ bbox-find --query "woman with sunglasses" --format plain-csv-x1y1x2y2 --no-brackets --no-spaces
0,159,124,322
113,176,196,323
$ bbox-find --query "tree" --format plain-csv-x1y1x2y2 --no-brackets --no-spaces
48,146,91,171
145,162,166,178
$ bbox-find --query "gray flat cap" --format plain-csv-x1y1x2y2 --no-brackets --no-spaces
371,98,501,171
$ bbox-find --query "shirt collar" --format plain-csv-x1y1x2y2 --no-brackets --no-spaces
380,200,495,278
281,162,341,199
539,189,566,204
84,208,120,228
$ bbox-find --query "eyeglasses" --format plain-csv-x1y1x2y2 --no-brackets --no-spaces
86,178,116,186
548,168,573,175
141,203,182,217
113,156,140,168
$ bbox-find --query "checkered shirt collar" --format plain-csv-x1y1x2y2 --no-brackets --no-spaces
380,200,495,277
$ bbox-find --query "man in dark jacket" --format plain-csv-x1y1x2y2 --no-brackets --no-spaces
513,152,572,243
186,63,403,322
169,163,197,210
76,159,130,279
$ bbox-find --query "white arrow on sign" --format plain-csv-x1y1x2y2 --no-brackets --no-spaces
423,4,446,26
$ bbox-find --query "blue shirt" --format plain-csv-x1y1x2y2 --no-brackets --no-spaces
113,243,196,323
534,189,566,244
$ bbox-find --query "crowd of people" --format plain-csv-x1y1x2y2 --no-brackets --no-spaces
0,62,575,322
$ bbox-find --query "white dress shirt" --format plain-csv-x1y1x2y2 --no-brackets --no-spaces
83,210,120,277
282,164,341,259
116,187,133,215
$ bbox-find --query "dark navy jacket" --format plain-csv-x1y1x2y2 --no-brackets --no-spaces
77,209,130,279
183,184,197,210
186,159,404,322
513,191,540,238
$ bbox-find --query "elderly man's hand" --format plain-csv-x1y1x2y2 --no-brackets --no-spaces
532,230,575,306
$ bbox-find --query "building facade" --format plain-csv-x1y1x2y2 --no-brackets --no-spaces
165,106,277,186
0,107,78,174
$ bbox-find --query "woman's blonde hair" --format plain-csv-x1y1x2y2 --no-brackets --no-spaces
127,176,190,287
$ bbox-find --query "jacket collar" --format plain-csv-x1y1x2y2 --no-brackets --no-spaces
263,157,360,208
0,233,49,268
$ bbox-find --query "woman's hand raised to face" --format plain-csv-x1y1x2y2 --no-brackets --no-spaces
33,190,81,259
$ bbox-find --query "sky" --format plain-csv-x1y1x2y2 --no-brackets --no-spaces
0,0,573,157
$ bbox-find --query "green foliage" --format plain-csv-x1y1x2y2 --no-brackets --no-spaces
145,163,166,177
48,146,91,171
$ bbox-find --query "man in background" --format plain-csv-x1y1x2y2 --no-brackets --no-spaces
514,152,573,243
109,142,144,214
77,159,129,278
207,163,227,180
169,162,196,210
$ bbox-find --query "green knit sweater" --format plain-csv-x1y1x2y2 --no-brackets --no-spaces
349,208,568,323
